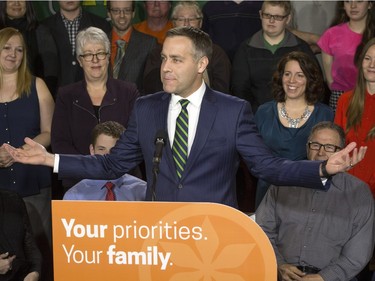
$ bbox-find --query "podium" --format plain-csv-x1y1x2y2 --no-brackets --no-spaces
52,201,276,280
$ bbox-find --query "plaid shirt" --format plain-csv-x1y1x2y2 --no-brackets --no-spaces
60,9,82,55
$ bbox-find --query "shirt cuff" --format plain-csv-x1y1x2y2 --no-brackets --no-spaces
53,154,60,173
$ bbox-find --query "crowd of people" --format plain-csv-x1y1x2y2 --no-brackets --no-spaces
0,1,374,281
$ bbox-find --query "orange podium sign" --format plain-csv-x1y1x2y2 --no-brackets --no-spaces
52,201,276,281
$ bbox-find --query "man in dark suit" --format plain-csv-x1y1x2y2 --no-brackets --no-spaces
42,1,111,87
5,27,366,209
107,0,158,94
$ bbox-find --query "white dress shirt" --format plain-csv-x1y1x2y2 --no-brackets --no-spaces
54,81,207,172
167,81,206,156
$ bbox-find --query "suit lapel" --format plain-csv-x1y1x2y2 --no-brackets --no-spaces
153,93,177,178
120,31,140,78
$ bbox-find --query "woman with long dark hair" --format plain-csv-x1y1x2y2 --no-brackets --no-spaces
254,51,333,207
318,0,374,112
335,37,375,197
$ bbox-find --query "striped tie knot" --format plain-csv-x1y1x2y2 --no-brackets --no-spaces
172,99,189,178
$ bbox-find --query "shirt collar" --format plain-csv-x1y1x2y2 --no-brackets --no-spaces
170,80,206,108
112,28,133,42
60,8,82,22
100,177,124,190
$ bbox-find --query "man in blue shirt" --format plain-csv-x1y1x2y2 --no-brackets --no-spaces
63,121,146,201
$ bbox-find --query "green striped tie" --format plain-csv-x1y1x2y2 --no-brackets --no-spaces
172,99,189,178
113,40,126,79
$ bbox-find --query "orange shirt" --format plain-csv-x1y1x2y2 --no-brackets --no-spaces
133,20,173,44
335,90,375,196
110,28,132,66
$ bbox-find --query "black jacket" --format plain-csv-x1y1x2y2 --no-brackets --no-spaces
0,190,42,281
231,30,317,113
42,9,111,88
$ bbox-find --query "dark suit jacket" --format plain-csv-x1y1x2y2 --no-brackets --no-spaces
59,87,325,208
110,29,158,94
42,10,111,87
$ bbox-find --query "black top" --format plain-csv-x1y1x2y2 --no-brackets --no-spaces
0,190,42,281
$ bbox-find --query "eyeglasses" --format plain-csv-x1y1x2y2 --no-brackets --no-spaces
110,8,133,16
173,17,202,24
261,12,289,21
307,141,341,153
79,52,108,62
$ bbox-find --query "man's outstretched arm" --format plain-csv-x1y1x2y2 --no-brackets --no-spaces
4,137,55,167
4,137,368,176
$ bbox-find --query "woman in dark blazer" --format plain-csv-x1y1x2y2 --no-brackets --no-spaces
51,27,140,188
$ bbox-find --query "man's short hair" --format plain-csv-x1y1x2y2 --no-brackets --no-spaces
107,0,135,12
166,26,213,61
91,121,125,146
261,0,292,15
308,121,346,148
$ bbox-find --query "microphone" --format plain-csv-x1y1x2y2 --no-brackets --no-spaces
153,130,168,167
151,130,168,201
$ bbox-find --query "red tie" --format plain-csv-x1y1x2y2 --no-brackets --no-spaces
105,182,116,201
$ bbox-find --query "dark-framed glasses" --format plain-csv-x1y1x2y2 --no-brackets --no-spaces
110,8,133,16
308,141,341,153
261,12,289,21
173,17,202,24
79,52,108,62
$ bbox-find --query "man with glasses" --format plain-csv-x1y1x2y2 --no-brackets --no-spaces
231,0,316,113
171,1,231,94
107,0,158,95
147,1,232,94
256,121,375,281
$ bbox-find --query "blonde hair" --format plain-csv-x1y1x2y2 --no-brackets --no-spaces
0,27,32,97
347,37,375,140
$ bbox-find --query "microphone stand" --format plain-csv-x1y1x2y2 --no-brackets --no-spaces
151,163,159,201
151,131,167,201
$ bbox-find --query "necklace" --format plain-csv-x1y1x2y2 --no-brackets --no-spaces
279,103,311,128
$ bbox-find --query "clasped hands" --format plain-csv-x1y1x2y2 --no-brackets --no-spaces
0,252,15,275
278,264,324,281
0,253,39,280
3,138,55,167
0,145,15,168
